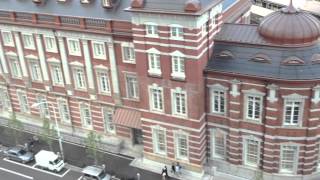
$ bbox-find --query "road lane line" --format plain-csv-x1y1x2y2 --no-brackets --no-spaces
3,158,70,178
0,166,34,179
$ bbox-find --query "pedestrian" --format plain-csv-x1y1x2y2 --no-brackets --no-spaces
176,162,182,176
171,162,176,175
164,166,169,178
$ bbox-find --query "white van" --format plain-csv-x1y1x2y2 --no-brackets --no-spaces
35,150,64,172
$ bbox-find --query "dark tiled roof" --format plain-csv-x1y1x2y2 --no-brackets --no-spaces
206,43,320,80
0,0,132,21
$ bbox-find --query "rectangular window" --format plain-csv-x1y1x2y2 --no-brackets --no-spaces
244,139,260,167
146,24,158,36
36,95,50,118
1,31,14,46
280,145,298,174
202,24,207,37
148,53,161,75
212,129,226,158
22,34,35,49
44,36,57,53
80,103,92,128
175,133,188,160
17,91,29,113
9,57,22,78
58,99,71,123
170,26,183,39
126,74,139,99
29,61,42,82
171,56,185,79
51,64,64,86
92,42,106,59
153,127,166,155
97,71,111,94
211,90,226,114
172,90,187,116
103,107,115,134
246,96,262,121
67,39,81,56
122,45,135,63
284,101,302,125
0,88,11,111
73,68,86,89
149,86,163,112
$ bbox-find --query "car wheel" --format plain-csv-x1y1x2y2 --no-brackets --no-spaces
22,160,26,164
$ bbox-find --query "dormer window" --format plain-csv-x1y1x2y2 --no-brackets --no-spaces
80,0,91,4
282,56,305,66
216,50,234,59
32,0,44,4
57,0,67,3
311,54,320,64
250,53,271,63
102,0,112,8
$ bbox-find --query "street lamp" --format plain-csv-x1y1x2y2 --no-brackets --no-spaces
31,101,64,160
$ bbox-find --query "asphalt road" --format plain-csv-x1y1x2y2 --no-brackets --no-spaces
0,125,177,180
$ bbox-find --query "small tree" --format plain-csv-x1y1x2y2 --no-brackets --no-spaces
84,131,102,165
6,112,24,145
40,118,56,151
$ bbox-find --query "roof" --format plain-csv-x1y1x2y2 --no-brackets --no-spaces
127,0,223,15
0,0,132,21
206,42,320,80
82,165,104,177
251,5,273,17
35,150,58,160
113,108,141,129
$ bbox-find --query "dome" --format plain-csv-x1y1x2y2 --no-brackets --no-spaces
258,1,320,45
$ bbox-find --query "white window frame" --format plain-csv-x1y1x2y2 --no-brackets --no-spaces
125,73,139,100
171,51,185,79
102,107,115,134
96,70,111,95
174,130,189,161
80,103,92,129
17,90,30,113
67,38,81,56
280,144,299,174
57,98,71,124
22,34,35,50
149,84,164,112
121,42,135,64
243,89,265,122
1,31,14,47
170,24,184,40
145,22,159,37
36,95,50,119
283,100,304,126
72,67,87,90
147,48,161,76
282,94,307,127
92,41,106,60
209,84,228,115
44,36,58,53
8,56,22,78
152,126,167,155
28,60,43,82
211,128,227,159
243,136,261,167
0,86,12,112
50,64,64,86
171,88,187,117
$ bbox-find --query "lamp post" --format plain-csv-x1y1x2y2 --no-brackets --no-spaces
31,101,64,160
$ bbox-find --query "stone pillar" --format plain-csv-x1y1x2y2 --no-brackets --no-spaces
82,39,96,99
0,40,9,80
107,42,121,105
35,34,51,91
57,37,73,95
13,32,30,86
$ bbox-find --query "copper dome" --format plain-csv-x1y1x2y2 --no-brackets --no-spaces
258,1,320,45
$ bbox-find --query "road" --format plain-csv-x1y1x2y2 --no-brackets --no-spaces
0,125,177,180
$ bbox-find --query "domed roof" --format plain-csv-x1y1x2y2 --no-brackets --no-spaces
258,0,320,46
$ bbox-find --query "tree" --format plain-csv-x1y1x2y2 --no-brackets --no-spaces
84,131,102,165
40,118,56,151
6,112,24,145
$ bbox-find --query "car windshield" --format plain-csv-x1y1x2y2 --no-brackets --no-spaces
98,172,106,179
53,158,61,164
18,149,26,155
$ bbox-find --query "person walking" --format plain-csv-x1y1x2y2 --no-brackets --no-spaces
176,162,182,176
171,162,176,175
164,166,169,178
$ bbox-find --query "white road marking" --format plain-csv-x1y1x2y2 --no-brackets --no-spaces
3,158,70,178
0,166,34,179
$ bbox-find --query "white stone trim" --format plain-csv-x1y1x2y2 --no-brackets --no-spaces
58,37,72,85
82,40,95,90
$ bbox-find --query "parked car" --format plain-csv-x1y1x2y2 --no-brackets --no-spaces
35,150,64,172
80,165,111,180
4,146,34,163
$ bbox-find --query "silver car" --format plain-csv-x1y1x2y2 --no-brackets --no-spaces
5,146,34,163
80,165,111,180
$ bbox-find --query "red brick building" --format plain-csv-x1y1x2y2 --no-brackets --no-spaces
206,2,320,179
0,0,253,177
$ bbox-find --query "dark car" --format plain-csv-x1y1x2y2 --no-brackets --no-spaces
4,146,34,163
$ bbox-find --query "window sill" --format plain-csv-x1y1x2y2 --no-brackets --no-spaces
24,47,36,50
52,83,65,87
243,119,262,125
98,92,112,96
171,74,186,81
150,109,165,114
281,125,303,129
93,56,107,60
170,37,184,41
75,88,88,92
4,44,15,47
172,113,187,119
145,34,159,38
69,53,82,57
122,97,140,102
148,71,162,78
123,60,136,64
46,49,58,53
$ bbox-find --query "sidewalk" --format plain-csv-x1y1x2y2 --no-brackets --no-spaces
130,158,248,180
